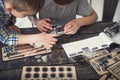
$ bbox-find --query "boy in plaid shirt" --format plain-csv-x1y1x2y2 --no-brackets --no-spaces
0,0,58,49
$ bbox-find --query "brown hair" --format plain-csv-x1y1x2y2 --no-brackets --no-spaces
4,0,44,13
53,0,74,5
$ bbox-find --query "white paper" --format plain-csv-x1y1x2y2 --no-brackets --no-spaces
62,32,113,58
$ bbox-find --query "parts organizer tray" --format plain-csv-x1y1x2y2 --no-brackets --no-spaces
2,44,51,61
107,61,120,80
21,66,77,80
88,50,120,75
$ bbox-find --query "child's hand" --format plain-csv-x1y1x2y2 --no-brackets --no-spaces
35,32,59,48
64,19,81,34
35,18,52,32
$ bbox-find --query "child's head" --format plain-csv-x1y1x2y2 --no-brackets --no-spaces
53,0,74,6
4,0,44,18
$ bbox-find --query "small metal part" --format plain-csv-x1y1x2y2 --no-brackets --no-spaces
49,25,65,35
104,21,120,37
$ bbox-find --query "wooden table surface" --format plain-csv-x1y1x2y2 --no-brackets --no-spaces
0,22,115,80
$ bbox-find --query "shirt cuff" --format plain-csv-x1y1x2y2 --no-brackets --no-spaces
8,31,18,46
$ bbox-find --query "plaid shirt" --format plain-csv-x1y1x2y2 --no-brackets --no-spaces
0,0,18,46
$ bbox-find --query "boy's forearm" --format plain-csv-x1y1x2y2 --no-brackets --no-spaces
18,34,36,45
77,10,98,27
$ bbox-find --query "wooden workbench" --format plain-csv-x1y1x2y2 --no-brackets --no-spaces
0,22,114,80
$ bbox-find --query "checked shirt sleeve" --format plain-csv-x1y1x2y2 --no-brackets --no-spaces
0,21,18,46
